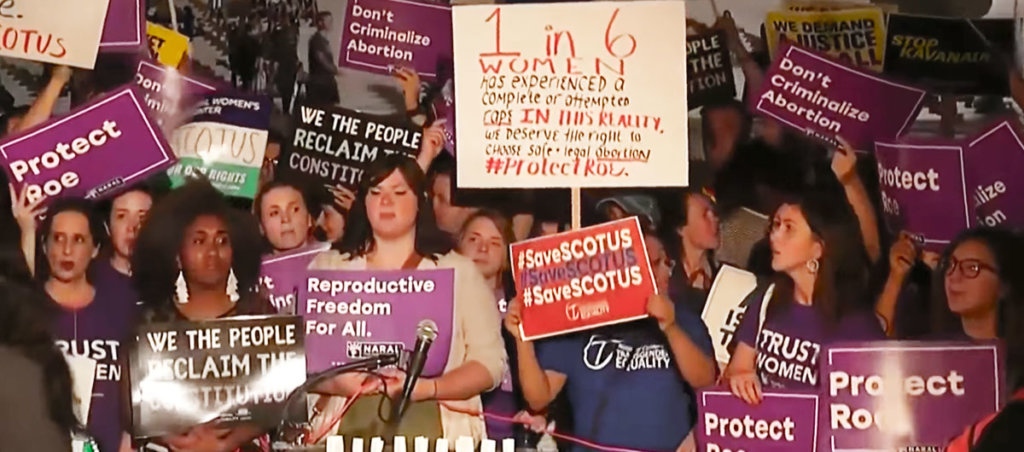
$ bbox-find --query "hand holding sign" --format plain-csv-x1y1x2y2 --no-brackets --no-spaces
503,295,524,341
646,293,675,332
416,120,446,171
8,184,44,236
393,67,422,111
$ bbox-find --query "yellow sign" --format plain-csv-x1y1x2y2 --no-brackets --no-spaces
146,22,190,68
765,7,886,71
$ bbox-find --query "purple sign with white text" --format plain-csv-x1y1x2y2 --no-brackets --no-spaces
0,86,175,206
697,390,820,452
260,243,331,315
339,0,453,80
301,269,454,376
822,342,1004,451
754,41,926,151
966,120,1024,230
135,60,220,131
874,141,972,251
100,0,144,51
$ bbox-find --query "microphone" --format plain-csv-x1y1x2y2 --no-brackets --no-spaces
390,319,439,426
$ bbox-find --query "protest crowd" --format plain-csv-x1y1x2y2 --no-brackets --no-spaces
3,0,1024,451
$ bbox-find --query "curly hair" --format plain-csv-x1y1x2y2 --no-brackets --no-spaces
132,180,265,319
336,153,453,258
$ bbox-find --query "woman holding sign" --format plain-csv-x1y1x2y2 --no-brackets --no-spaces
130,180,275,451
724,193,883,403
308,152,506,443
503,231,716,452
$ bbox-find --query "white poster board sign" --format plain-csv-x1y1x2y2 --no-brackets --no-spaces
0,0,110,68
65,355,97,425
452,1,688,188
701,265,758,371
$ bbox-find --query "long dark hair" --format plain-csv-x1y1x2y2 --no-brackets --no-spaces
37,198,106,282
930,227,1024,340
0,220,79,433
336,154,453,259
132,180,265,319
766,193,871,325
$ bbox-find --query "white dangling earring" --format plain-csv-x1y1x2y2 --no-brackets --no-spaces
806,258,820,274
227,268,240,303
175,270,189,304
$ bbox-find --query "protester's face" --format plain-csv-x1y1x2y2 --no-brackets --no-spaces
260,186,312,252
110,191,152,260
431,174,476,235
681,194,720,251
367,170,418,241
458,217,506,279
318,14,331,31
769,204,822,274
707,108,743,145
46,211,98,283
319,204,345,243
646,235,672,294
604,203,627,221
945,240,1001,318
539,222,560,236
180,215,233,290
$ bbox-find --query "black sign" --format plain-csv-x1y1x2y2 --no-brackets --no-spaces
884,14,1014,95
129,316,306,437
687,30,736,110
278,104,423,190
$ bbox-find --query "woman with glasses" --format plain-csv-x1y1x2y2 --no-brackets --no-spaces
929,227,1024,341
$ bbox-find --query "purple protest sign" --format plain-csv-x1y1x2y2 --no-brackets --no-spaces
966,120,1024,229
260,243,331,315
754,41,926,151
135,60,220,131
100,0,144,51
339,0,453,81
874,141,972,251
697,390,820,452
301,269,454,376
0,86,175,206
822,342,1004,451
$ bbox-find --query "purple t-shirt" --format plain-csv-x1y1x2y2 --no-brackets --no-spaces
735,285,884,390
53,260,141,452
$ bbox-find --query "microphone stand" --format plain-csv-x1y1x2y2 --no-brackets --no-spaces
273,353,400,449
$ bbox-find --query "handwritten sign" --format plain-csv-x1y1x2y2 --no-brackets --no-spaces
884,14,1014,95
128,316,306,437
166,94,271,199
100,0,144,51
339,0,452,80
966,120,1024,230
688,30,736,110
134,60,219,131
874,141,972,251
0,0,110,68
509,217,655,341
300,269,455,376
452,1,688,188
765,7,885,71
754,41,926,151
697,390,820,452
821,342,1004,451
276,103,422,190
0,87,175,206
147,22,190,68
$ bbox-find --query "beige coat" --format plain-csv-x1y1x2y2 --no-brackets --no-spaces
308,250,508,442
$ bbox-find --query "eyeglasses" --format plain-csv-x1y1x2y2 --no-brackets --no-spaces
942,257,997,279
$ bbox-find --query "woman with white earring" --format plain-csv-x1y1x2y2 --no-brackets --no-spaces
723,193,884,405
130,180,274,452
